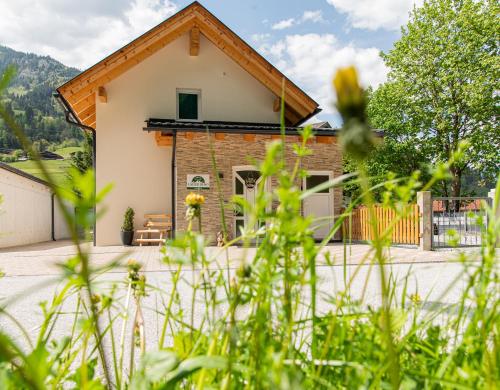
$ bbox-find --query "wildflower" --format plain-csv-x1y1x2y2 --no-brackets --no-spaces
333,66,375,162
92,294,101,304
185,192,205,207
410,293,421,305
127,259,142,285
185,192,205,223
333,66,364,120
127,259,141,273
91,294,101,305
101,294,113,310
237,262,252,279
91,294,102,312
133,274,147,298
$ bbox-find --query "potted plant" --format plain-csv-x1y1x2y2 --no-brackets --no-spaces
121,207,135,246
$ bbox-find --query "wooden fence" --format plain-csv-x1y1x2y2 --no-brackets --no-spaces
343,204,420,245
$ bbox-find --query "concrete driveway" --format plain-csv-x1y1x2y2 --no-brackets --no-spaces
0,240,482,277
0,240,494,364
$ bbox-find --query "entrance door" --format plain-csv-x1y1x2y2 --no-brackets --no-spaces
233,168,263,238
303,172,334,240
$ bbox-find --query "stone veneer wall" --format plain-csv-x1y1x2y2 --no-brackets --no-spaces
175,133,343,243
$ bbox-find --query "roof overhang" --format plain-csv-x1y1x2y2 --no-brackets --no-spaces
56,1,320,130
143,118,340,136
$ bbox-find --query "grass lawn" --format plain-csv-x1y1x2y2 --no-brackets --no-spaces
8,159,73,189
54,146,81,159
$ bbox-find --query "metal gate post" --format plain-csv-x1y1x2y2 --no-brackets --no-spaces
417,191,432,251
488,188,499,248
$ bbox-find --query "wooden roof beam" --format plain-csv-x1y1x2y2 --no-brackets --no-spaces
72,93,95,114
194,17,312,117
97,86,107,103
284,104,303,125
193,8,317,114
57,2,319,125
76,103,95,119
190,26,200,56
63,20,195,105
58,9,197,95
82,113,96,127
273,97,281,112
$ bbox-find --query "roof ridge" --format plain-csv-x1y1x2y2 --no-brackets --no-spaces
56,1,320,129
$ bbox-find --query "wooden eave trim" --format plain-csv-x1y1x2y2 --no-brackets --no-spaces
82,113,96,126
194,14,314,116
58,5,197,95
193,7,317,112
63,18,196,105
155,132,173,146
97,86,107,103
243,134,256,141
284,104,303,125
72,94,95,114
76,103,95,119
190,26,200,56
58,2,319,124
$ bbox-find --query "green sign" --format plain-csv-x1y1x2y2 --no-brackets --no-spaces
187,174,209,189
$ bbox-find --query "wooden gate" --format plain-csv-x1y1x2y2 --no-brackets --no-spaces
343,204,420,245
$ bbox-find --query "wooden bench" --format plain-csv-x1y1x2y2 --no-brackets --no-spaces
135,213,172,246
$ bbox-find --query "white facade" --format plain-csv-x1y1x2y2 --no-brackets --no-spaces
95,33,280,245
0,167,71,248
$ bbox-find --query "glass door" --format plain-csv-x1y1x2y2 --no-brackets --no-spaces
233,168,262,238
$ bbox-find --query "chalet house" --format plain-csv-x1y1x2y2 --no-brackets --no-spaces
55,1,343,245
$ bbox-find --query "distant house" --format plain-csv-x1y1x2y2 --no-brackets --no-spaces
54,2,371,245
39,151,64,160
311,121,333,129
433,199,484,213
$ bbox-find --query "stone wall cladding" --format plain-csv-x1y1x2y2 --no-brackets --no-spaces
175,133,343,243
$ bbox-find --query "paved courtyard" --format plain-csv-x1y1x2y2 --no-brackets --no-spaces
0,239,495,360
0,240,482,277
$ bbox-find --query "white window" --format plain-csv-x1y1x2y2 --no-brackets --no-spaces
176,89,201,121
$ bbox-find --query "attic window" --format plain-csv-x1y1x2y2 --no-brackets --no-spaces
177,89,201,121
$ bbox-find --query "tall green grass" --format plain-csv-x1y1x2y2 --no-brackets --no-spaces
0,65,498,389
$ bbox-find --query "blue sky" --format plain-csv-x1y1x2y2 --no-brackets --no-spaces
180,0,400,52
0,0,420,125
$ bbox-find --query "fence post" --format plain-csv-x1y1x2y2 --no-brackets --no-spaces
488,188,499,248
417,191,432,251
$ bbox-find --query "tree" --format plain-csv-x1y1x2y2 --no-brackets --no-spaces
343,86,431,201
69,131,93,173
369,0,499,198
343,137,430,201
30,138,50,157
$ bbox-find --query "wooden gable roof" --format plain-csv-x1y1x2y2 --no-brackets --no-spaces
56,1,320,129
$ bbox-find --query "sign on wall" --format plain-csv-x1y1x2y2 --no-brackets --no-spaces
187,174,210,189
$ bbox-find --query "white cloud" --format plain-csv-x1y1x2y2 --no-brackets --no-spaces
272,18,296,30
0,0,178,69
302,10,324,23
271,10,324,31
258,33,387,115
251,33,271,45
326,0,422,31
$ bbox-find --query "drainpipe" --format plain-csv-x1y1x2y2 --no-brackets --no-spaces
171,130,177,238
51,192,56,241
53,92,97,246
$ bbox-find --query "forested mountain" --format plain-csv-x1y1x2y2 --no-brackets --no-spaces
0,45,83,149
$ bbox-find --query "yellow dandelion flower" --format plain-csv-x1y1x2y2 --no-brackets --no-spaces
333,66,364,111
185,192,205,207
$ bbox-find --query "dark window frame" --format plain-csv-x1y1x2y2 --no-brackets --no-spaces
176,88,201,122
